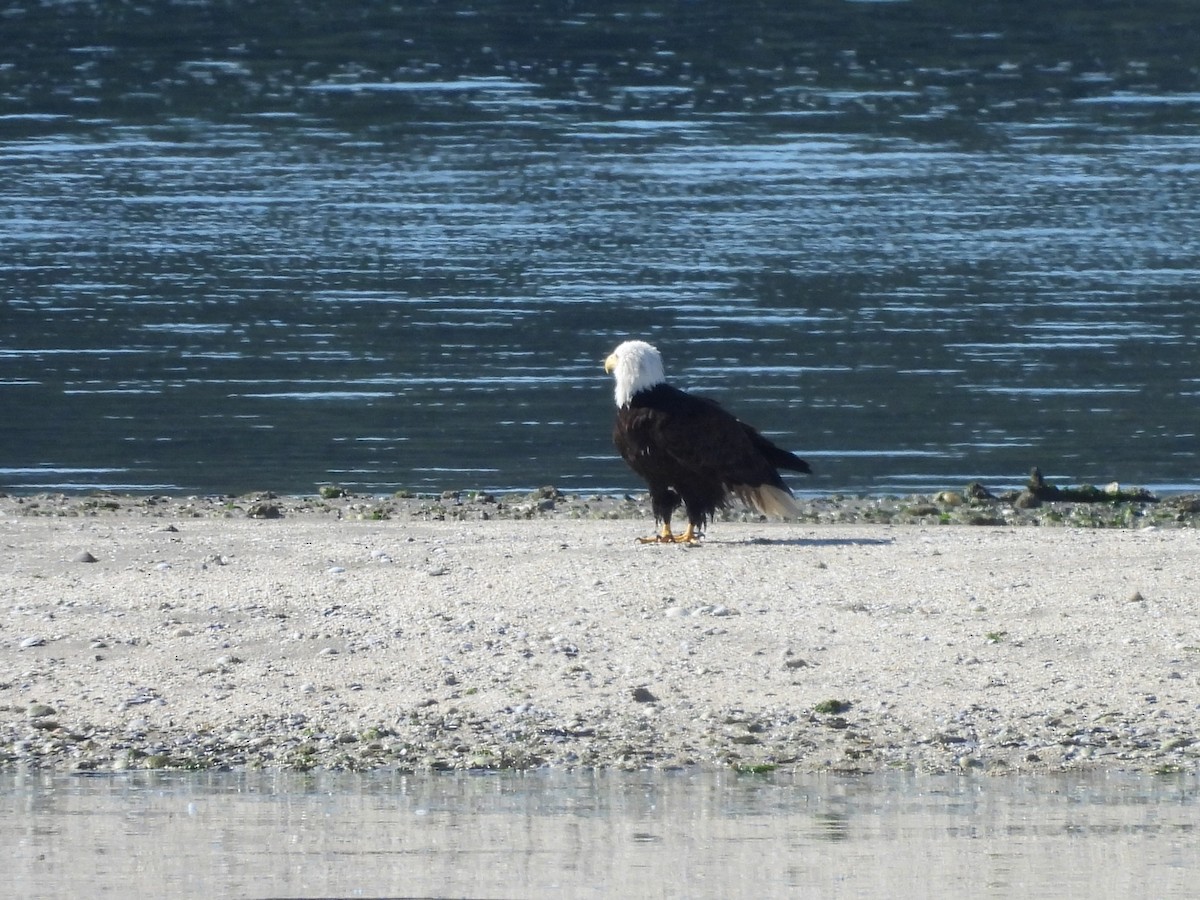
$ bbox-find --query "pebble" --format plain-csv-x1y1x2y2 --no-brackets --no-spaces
19,636,47,649
73,551,98,563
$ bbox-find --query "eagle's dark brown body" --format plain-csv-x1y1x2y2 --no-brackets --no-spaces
614,382,811,541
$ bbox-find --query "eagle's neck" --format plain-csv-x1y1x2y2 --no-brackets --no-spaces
615,368,665,407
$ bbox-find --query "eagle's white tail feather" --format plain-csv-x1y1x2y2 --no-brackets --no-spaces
734,484,801,519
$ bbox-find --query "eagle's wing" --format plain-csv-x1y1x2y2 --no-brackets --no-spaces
648,393,783,487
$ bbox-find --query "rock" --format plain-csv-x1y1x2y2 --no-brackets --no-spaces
965,481,997,502
19,636,47,649
73,551,98,563
906,504,940,517
27,703,56,719
246,502,282,519
1013,490,1042,509
631,686,658,703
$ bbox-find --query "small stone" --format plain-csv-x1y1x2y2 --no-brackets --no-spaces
318,647,339,656
27,703,56,719
73,551,98,563
1128,590,1146,603
19,636,47,649
631,686,658,703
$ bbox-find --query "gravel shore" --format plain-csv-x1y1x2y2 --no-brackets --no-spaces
3,490,1198,775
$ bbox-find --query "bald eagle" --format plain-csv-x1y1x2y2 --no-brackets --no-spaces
603,340,811,543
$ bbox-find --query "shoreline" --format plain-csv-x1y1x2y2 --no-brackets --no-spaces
4,481,1200,529
2,491,1198,776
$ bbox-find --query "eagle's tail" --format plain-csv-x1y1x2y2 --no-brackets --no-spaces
733,483,802,519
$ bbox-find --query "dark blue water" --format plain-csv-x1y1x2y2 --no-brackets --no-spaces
2,2,1198,495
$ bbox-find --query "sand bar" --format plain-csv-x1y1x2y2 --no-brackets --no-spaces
2,492,1198,775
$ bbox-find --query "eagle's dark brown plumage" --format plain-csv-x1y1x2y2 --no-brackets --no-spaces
604,340,811,543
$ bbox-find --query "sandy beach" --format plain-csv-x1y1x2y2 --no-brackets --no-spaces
2,491,1198,775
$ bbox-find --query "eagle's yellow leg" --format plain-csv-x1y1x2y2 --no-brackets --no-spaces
638,522,677,544
676,523,700,544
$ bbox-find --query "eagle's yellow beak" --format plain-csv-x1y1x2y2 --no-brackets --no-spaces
603,353,617,374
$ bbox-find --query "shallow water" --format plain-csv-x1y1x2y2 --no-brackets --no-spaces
4,770,1197,898
2,2,1199,495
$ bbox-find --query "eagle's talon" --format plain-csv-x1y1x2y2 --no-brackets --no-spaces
638,526,678,544
636,527,700,545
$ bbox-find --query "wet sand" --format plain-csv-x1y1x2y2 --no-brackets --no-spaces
3,493,1198,774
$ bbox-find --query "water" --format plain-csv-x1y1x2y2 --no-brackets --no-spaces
2,2,1199,496
4,770,1196,898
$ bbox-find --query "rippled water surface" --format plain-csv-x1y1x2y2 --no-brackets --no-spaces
2,2,1198,494
4,770,1197,898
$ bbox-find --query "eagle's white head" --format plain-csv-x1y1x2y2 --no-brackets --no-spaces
604,340,666,407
